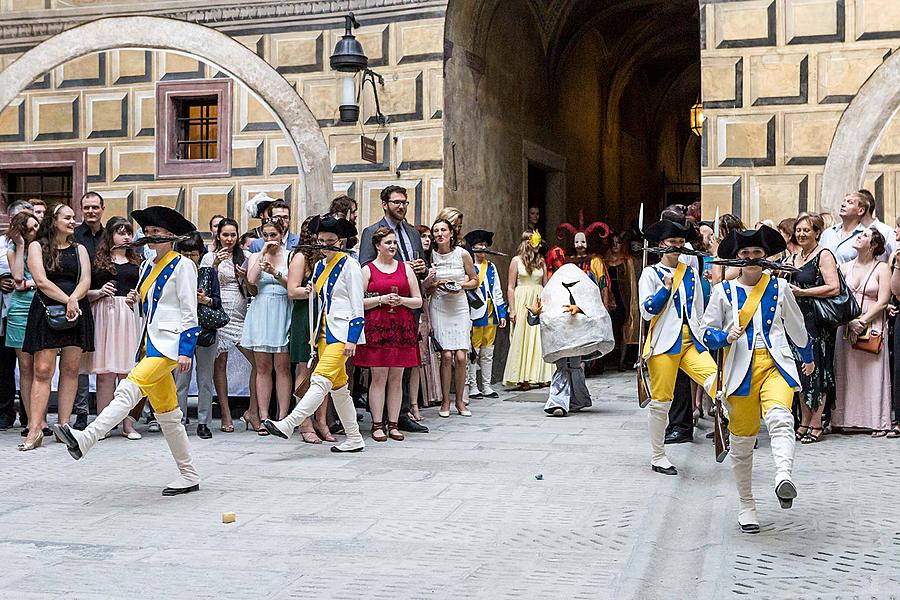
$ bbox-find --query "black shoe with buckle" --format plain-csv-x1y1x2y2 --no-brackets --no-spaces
162,484,199,497
397,413,428,433
651,464,678,476
196,424,212,439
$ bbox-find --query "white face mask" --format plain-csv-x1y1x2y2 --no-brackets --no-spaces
574,232,587,251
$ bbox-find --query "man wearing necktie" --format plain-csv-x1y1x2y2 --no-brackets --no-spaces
359,185,430,433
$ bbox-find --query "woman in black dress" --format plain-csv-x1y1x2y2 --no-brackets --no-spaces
20,203,94,451
787,213,840,444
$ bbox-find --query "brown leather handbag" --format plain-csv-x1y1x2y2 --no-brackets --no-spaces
849,263,883,354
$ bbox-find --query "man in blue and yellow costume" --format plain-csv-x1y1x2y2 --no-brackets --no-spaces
464,229,507,400
264,214,366,453
702,226,813,534
55,206,201,496
639,219,716,476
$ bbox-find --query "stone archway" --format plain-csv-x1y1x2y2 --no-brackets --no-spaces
820,53,900,216
0,16,332,214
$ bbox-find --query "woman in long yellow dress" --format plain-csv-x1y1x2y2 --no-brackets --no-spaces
503,232,553,389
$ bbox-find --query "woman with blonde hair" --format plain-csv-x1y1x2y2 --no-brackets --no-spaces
435,207,464,241
503,231,553,390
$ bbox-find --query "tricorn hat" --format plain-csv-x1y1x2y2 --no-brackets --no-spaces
644,219,699,245
131,206,196,236
309,214,357,239
464,229,494,248
717,225,786,259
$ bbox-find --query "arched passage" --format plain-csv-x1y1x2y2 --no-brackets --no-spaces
0,16,332,215
821,52,900,216
444,0,701,254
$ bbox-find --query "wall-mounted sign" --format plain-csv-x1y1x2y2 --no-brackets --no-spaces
361,136,377,164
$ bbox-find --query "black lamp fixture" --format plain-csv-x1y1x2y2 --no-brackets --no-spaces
331,13,387,125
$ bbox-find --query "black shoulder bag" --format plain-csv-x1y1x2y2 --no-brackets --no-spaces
38,247,81,331
808,250,861,327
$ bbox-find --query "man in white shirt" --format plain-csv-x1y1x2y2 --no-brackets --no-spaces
820,192,867,265
857,189,895,262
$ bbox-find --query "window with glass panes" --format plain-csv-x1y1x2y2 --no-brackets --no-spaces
6,169,73,206
174,97,218,160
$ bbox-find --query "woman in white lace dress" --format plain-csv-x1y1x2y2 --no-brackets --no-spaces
428,218,478,418
200,218,255,432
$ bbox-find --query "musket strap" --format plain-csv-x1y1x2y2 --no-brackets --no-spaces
642,262,687,359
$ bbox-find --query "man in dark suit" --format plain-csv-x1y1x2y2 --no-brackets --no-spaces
358,185,429,433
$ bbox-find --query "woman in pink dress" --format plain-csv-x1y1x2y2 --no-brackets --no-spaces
354,227,423,442
833,227,892,434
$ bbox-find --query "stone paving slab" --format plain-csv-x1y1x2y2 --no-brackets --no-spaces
1,371,899,599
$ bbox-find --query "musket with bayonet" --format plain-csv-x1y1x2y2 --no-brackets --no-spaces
636,204,652,408
710,207,730,462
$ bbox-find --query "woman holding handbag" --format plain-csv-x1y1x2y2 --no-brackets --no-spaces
787,213,841,444
833,227,892,435
21,203,94,451
175,232,227,439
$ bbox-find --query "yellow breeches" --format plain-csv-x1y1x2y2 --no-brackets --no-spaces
314,335,350,389
727,348,793,437
126,356,179,413
647,325,717,402
471,325,497,350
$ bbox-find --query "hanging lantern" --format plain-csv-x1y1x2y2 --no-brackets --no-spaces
690,100,705,137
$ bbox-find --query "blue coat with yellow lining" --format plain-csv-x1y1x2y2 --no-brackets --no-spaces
701,276,813,397
312,252,366,345
135,251,200,361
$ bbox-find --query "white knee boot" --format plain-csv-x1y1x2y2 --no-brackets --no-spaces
648,400,676,474
266,374,332,439
730,434,759,533
330,384,364,453
56,379,143,460
156,406,200,495
764,407,797,508
480,346,498,397
467,358,481,400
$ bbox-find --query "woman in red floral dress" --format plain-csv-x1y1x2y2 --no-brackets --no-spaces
354,227,423,441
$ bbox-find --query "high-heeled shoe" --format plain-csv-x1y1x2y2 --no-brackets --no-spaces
438,409,450,418
18,430,44,451
242,410,261,432
456,407,472,417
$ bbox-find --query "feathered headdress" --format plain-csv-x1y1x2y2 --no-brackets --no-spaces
245,192,275,219
556,210,610,243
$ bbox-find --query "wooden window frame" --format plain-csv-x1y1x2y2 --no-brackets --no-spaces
0,148,87,221
156,79,232,179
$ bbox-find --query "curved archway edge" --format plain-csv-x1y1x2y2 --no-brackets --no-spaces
821,52,900,216
0,16,332,216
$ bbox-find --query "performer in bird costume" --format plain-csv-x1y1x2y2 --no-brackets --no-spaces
702,226,813,533
527,263,615,416
55,206,202,496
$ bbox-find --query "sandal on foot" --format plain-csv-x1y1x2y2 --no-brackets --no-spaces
300,430,322,444
314,426,336,443
387,422,404,441
801,427,823,444
872,429,889,438
795,425,810,441
371,422,387,442
886,425,900,439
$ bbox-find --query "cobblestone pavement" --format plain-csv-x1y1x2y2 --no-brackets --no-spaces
1,372,899,599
